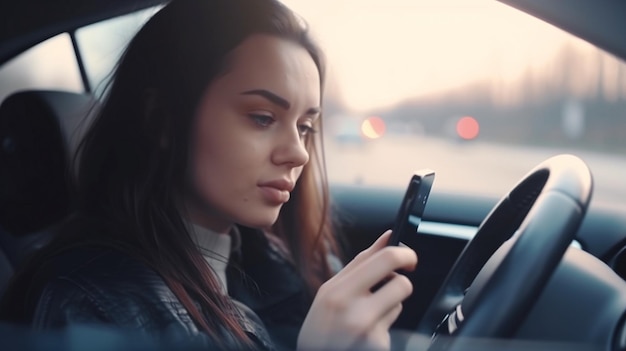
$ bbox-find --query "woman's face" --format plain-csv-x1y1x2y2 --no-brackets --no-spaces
185,34,321,233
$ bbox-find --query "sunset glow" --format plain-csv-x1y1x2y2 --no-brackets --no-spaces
280,0,626,112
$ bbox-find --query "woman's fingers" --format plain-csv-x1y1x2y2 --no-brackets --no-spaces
298,232,418,351
368,229,393,250
341,230,392,272
369,273,413,320
341,273,413,332
341,246,417,296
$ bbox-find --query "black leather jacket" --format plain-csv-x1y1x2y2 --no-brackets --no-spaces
19,228,314,351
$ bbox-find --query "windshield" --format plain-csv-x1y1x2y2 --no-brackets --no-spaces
280,0,626,205
3,0,623,205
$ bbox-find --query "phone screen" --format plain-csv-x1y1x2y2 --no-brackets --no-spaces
387,169,435,246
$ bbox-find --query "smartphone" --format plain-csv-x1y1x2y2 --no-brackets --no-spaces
387,169,435,246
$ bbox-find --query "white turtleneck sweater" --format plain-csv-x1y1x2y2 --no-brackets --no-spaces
187,223,239,295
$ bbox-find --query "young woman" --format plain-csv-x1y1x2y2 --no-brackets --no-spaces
1,0,417,350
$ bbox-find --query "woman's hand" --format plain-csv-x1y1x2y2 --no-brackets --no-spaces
297,230,418,351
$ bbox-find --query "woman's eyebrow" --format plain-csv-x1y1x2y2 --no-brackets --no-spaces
241,89,290,110
241,89,320,116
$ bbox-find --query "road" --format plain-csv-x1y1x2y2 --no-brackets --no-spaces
324,135,626,206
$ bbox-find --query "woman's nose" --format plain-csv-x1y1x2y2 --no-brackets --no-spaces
271,129,310,167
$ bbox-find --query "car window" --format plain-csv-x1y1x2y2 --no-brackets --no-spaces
0,7,160,103
75,6,161,97
0,34,82,102
281,0,626,205
2,1,623,206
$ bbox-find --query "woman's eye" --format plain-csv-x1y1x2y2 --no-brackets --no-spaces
298,124,318,137
250,113,275,127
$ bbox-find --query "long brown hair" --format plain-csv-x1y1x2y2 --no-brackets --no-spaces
0,0,338,346
42,0,334,346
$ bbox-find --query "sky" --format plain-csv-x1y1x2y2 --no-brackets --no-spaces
279,0,624,113
3,0,623,111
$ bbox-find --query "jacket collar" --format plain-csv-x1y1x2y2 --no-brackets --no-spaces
227,226,311,312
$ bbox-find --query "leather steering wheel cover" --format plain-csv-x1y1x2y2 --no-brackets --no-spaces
459,189,586,336
419,154,592,346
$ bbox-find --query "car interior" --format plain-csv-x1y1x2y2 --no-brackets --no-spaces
0,90,97,290
1,0,626,350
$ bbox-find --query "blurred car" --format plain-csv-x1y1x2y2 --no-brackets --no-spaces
330,115,369,146
1,0,626,350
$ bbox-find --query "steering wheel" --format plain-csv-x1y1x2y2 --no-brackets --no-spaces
416,154,593,350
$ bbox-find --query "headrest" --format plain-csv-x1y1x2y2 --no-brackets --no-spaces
0,90,98,235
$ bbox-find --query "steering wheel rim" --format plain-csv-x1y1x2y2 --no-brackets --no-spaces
417,154,593,349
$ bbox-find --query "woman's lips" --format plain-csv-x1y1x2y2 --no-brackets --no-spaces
258,185,291,204
257,178,294,205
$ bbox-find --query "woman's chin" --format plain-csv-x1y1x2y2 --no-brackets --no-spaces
236,211,280,230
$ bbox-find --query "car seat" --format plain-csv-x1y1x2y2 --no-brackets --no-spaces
0,90,97,296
